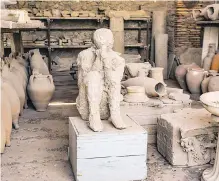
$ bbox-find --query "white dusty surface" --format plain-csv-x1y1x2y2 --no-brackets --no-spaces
1,72,209,181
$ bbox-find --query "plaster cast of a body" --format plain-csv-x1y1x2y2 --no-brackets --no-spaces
76,28,126,132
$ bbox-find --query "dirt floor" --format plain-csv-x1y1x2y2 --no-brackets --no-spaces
1,71,210,181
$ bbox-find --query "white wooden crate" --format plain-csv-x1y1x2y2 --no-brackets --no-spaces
69,116,147,181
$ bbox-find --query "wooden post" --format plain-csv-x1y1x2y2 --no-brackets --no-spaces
110,17,124,54
1,33,4,58
10,31,24,54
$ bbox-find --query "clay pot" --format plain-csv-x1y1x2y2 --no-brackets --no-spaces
203,43,216,71
208,75,219,92
211,52,219,72
2,80,20,129
186,68,206,94
175,63,200,91
121,77,167,97
124,86,149,103
29,49,49,75
27,73,55,111
206,4,219,21
1,89,12,153
149,67,164,83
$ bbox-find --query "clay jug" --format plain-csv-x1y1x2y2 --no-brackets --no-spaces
208,74,219,92
29,49,50,75
186,68,206,94
1,88,12,151
175,63,200,91
201,74,211,93
27,73,55,111
149,67,165,83
2,63,25,114
202,43,216,71
210,51,219,72
2,80,20,129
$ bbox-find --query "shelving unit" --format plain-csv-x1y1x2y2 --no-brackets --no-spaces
3,16,152,71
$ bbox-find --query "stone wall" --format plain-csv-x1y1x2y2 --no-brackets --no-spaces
6,1,214,67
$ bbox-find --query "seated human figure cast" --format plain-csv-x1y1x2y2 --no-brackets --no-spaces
76,28,126,132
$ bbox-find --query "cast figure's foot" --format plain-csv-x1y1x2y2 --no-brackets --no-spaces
89,114,103,132
110,114,126,129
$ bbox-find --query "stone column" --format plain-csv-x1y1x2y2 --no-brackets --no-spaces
110,17,124,54
202,115,219,181
150,10,167,63
155,33,168,79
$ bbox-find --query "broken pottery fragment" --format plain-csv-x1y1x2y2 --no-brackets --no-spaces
76,28,126,132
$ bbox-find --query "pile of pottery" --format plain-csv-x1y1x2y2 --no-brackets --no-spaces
121,63,167,102
175,44,219,95
1,52,29,153
193,4,219,21
28,49,55,112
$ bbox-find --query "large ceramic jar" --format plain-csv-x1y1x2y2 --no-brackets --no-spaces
208,75,219,92
186,68,205,94
211,51,219,72
27,73,55,112
203,43,216,71
175,63,200,91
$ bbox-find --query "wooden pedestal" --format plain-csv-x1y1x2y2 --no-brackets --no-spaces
69,116,147,181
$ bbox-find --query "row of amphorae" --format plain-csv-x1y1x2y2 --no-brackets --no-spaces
1,49,55,153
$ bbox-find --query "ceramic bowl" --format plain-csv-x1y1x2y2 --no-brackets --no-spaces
200,91,219,116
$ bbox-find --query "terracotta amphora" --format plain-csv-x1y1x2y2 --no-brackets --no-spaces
175,63,200,91
2,80,20,129
186,68,206,94
1,88,12,153
29,49,50,75
27,73,55,111
208,74,219,92
210,52,219,72
202,43,216,71
2,63,25,114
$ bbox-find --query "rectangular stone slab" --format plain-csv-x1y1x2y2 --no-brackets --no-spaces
69,116,147,181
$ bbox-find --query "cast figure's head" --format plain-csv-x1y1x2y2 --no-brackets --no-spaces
93,28,114,49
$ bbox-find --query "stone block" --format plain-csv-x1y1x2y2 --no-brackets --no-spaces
121,97,191,143
69,116,147,181
157,108,219,167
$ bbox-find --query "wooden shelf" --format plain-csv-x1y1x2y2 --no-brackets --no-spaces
51,45,91,49
30,17,108,20
196,20,219,26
